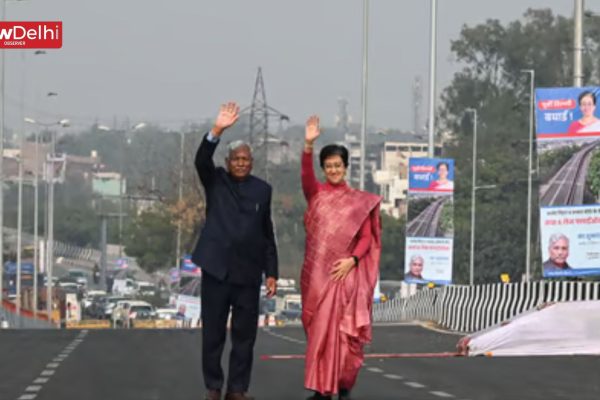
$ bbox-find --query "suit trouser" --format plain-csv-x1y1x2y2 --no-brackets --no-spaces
201,272,260,393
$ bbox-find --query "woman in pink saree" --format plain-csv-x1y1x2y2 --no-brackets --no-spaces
301,116,382,400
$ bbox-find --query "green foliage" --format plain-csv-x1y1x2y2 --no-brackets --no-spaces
379,213,405,280
123,207,176,273
438,201,455,238
588,150,600,200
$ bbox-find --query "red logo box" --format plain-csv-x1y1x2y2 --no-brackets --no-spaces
0,21,62,49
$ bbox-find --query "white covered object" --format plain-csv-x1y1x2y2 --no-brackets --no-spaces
460,301,600,356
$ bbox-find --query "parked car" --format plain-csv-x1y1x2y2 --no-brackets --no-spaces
112,300,155,327
67,269,89,288
134,281,157,297
155,307,178,320
112,278,136,296
102,296,130,319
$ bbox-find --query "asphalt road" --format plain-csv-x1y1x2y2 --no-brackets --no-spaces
1,325,599,400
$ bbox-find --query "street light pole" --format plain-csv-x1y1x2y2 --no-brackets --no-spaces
427,0,438,158
574,0,584,87
521,69,535,282
359,0,369,191
118,122,146,259
0,0,27,305
176,131,184,269
32,127,39,317
15,51,25,317
31,50,46,318
46,129,57,318
25,117,69,319
0,0,7,305
466,108,477,286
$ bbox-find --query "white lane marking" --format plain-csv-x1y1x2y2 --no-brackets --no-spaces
404,381,426,389
265,327,461,399
18,333,88,400
266,331,306,344
430,391,455,398
383,374,403,380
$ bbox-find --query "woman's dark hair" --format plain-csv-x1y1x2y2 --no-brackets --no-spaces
578,90,596,105
436,161,449,171
319,144,349,168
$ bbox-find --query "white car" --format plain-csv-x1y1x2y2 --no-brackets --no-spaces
134,281,157,297
155,308,178,320
102,296,129,319
82,290,107,310
112,300,155,327
67,269,89,288
112,278,136,296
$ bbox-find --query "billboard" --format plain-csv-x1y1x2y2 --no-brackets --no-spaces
404,237,453,285
181,254,201,276
536,87,600,139
408,158,455,195
540,206,600,277
176,294,201,321
404,157,455,284
536,87,600,278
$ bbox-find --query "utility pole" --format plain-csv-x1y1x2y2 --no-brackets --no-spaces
359,0,370,190
574,0,584,87
427,0,438,157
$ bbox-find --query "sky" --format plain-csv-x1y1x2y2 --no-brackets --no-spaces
4,0,597,134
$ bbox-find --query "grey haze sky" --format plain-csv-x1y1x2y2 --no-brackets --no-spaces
5,0,597,133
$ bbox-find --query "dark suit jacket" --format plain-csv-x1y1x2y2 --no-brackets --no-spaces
192,134,278,286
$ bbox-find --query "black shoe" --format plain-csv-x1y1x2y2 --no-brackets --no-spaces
306,392,332,400
224,392,254,400
204,389,221,400
338,388,351,400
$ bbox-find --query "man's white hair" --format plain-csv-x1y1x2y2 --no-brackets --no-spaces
410,255,424,265
548,233,569,247
227,140,253,155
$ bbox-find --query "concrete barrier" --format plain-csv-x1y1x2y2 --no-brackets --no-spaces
66,319,111,329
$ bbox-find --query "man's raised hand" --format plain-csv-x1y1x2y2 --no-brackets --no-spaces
212,102,240,137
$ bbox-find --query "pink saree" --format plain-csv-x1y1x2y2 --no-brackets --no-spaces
301,186,382,395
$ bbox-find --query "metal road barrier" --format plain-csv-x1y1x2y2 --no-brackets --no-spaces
373,280,600,333
1,300,56,329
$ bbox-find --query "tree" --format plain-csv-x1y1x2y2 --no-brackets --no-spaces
123,207,176,273
379,213,405,280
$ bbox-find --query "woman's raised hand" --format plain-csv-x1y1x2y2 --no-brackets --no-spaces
305,115,320,144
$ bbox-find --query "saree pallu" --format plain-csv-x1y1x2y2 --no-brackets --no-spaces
301,187,382,395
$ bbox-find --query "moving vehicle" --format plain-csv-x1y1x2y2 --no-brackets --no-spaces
67,269,89,288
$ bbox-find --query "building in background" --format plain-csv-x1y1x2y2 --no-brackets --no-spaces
372,132,442,219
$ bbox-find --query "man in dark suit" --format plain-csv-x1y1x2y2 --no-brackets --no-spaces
193,102,278,400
